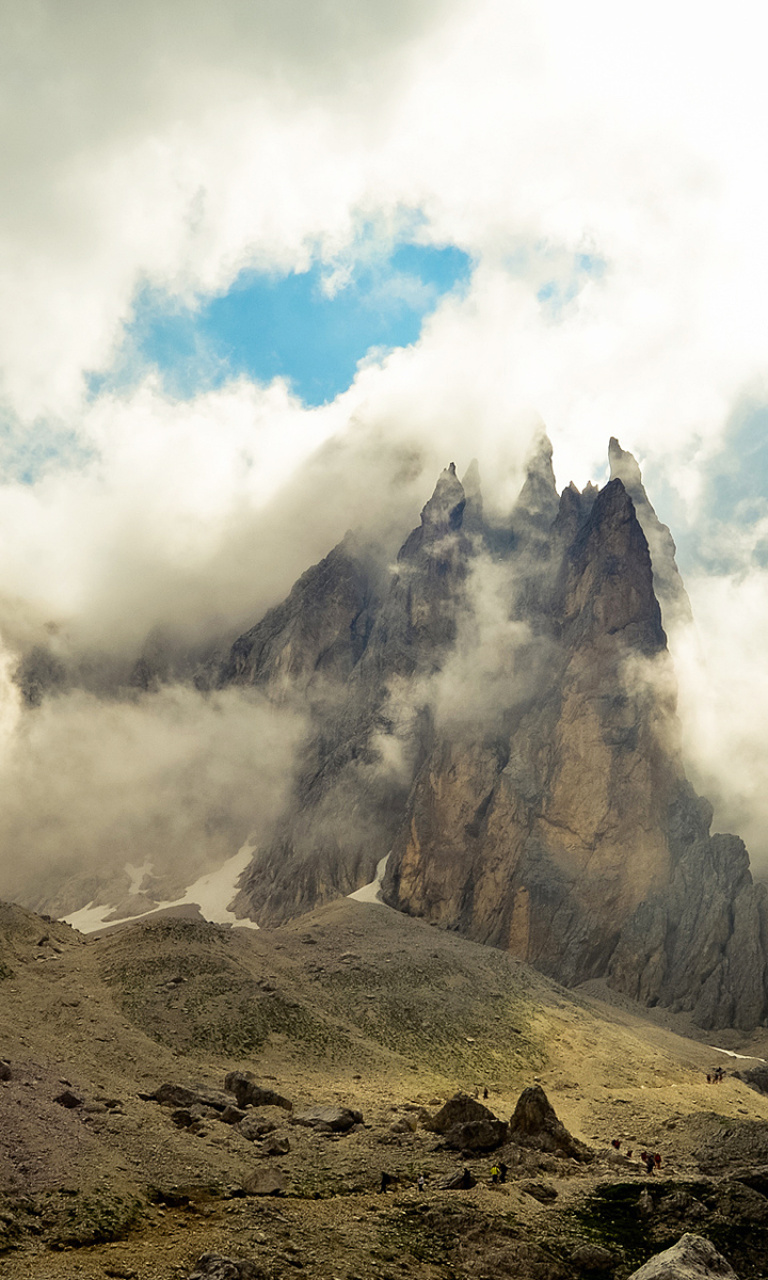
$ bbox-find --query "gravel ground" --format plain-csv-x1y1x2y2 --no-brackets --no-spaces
3,898,768,1279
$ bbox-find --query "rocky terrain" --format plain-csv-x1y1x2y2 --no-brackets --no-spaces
4,896,768,1278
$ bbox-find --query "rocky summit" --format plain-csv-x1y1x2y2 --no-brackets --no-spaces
217,437,768,1032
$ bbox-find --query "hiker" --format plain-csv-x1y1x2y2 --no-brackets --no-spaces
499,1162,508,1183
490,1164,500,1184
654,1153,661,1169
645,1152,655,1175
611,1138,621,1149
380,1172,393,1194
483,1086,489,1099
417,1174,425,1192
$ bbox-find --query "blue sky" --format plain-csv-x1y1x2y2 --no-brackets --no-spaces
109,242,472,406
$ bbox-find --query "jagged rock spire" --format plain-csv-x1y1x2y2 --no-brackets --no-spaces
608,437,692,630
396,463,467,563
418,463,466,536
460,458,484,535
514,431,560,526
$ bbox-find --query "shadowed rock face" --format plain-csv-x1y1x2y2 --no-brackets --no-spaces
626,1232,738,1280
508,1084,593,1163
220,439,768,1032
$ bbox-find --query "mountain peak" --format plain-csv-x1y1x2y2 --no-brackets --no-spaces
413,463,467,538
608,436,643,490
514,430,559,526
607,438,692,631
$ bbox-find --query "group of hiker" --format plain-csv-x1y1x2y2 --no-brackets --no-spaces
707,1066,725,1084
611,1138,662,1173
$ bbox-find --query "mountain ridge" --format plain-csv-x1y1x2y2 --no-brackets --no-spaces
217,439,768,1032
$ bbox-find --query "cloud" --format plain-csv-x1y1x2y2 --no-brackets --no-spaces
671,569,768,875
0,0,767,902
0,673,307,915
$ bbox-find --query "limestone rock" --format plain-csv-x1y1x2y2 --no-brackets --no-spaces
736,1066,768,1096
225,438,768,1030
425,1092,500,1133
187,1252,267,1279
241,1167,287,1196
224,1072,292,1111
570,1241,618,1272
520,1180,558,1202
442,1167,477,1189
54,1089,83,1109
292,1104,362,1132
609,436,693,633
230,464,475,926
445,1119,509,1151
238,1114,278,1142
627,1233,738,1279
217,534,382,700
508,1084,593,1162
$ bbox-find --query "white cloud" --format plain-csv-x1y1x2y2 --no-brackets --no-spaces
0,0,767,893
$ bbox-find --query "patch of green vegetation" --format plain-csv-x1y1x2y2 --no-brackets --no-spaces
379,1201,472,1267
43,1190,142,1248
0,1205,24,1253
377,1200,522,1274
318,959,545,1080
567,1182,664,1273
107,956,357,1060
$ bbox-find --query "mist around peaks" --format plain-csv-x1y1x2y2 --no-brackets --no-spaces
0,430,762,932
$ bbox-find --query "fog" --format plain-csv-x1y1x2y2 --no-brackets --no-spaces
2,0,768,907
0,673,306,916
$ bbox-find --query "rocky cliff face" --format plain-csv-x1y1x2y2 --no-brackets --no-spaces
221,439,768,1031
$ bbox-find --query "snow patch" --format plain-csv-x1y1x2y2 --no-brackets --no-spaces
62,841,260,934
707,1046,767,1062
348,853,390,905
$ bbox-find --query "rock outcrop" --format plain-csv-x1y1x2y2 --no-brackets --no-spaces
425,1091,508,1151
508,1084,592,1162
219,438,768,1031
627,1233,739,1280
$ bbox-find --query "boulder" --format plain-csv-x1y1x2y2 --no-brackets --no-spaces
627,1233,738,1279
570,1242,619,1273
508,1084,593,1162
54,1089,83,1109
224,1071,292,1111
521,1180,558,1203
187,1254,267,1280
736,1065,768,1096
241,1167,287,1196
0,1061,11,1082
146,1083,227,1110
292,1105,362,1132
170,1109,197,1130
220,1105,247,1125
238,1114,278,1142
425,1092,501,1134
445,1118,508,1152
442,1167,477,1190
261,1136,290,1157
